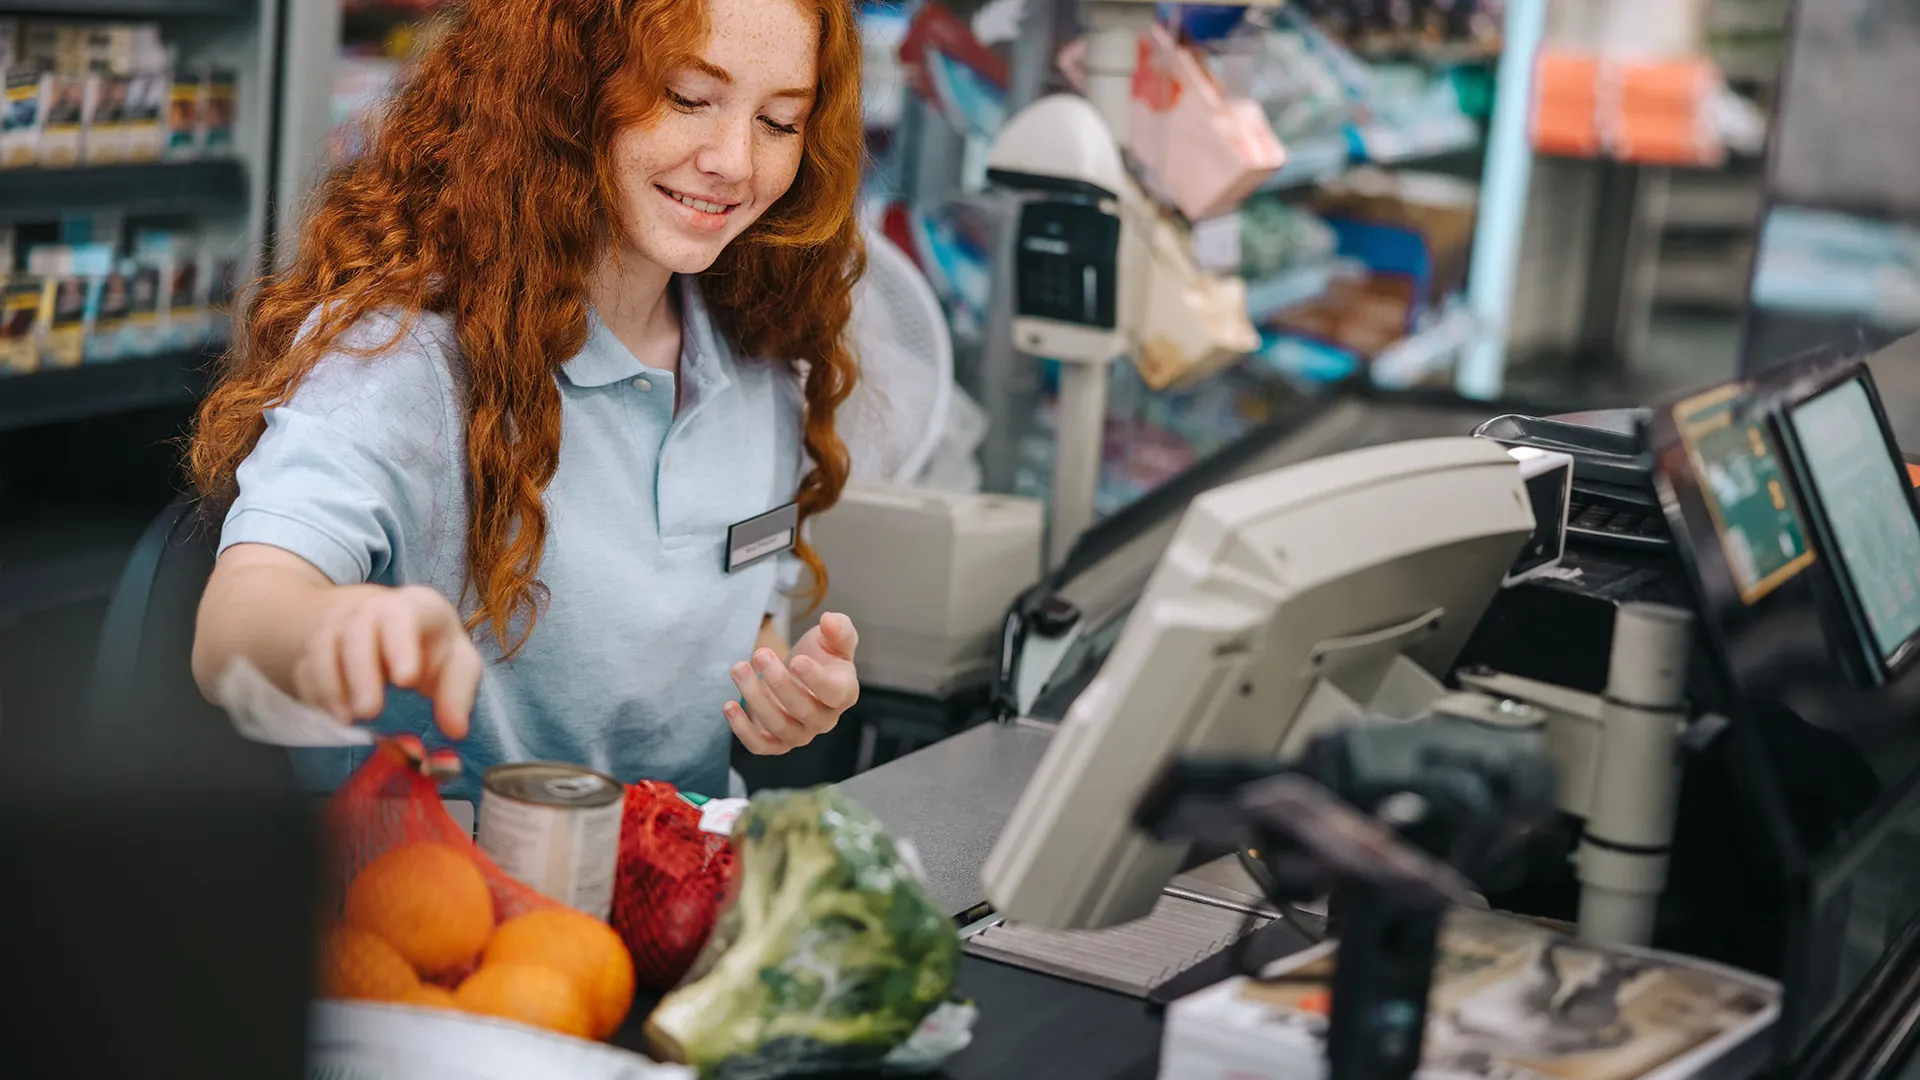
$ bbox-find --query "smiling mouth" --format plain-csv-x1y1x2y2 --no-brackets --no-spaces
657,185,738,215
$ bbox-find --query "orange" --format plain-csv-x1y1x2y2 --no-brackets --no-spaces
455,963,595,1039
345,842,495,977
484,908,637,1038
318,926,419,1003
401,984,460,1011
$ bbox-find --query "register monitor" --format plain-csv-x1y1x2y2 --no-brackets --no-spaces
1775,366,1920,683
983,438,1539,930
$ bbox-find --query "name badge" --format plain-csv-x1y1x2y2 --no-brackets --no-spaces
726,502,799,573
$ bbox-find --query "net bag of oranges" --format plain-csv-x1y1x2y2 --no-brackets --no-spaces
610,781,739,993
315,737,637,1044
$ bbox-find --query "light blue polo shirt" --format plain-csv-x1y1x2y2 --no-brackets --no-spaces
219,275,804,803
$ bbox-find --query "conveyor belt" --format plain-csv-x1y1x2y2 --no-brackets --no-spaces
963,892,1269,999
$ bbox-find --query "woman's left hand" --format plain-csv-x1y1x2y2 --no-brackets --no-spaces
726,612,861,755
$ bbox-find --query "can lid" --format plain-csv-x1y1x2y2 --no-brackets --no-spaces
483,762,623,808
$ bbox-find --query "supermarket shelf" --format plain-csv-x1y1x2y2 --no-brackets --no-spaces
0,160,246,221
1654,255,1751,311
0,348,213,434
1259,136,1352,193
1661,176,1765,233
1358,118,1482,166
1370,305,1480,389
0,0,248,14
1258,125,1484,195
1245,260,1349,324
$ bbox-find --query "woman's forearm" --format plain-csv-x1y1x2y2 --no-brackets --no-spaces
191,543,355,703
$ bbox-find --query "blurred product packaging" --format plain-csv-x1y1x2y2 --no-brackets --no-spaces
0,17,230,170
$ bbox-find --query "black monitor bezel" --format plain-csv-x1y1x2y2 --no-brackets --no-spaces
1647,365,1920,1069
1646,379,1823,1064
1767,356,1920,686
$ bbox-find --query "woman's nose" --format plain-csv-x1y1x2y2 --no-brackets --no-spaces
695,114,755,183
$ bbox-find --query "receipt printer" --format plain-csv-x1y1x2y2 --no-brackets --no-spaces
798,484,1045,698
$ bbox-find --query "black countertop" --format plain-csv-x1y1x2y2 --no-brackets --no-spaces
947,958,1163,1080
614,956,1165,1080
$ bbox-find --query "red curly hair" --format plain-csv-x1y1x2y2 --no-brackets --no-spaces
189,0,864,654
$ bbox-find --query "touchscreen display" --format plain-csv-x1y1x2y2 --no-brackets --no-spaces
1788,378,1920,665
1675,386,1816,604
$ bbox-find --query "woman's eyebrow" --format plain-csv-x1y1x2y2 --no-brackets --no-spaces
681,58,813,101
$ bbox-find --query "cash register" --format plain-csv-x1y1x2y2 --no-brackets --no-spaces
981,345,1920,1077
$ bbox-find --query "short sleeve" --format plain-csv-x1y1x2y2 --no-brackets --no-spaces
219,312,463,587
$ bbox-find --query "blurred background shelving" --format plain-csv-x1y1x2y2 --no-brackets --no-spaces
0,0,1883,757
0,0,276,749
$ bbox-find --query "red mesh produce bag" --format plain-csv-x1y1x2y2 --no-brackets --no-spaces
610,781,739,992
319,738,558,982
316,737,637,1042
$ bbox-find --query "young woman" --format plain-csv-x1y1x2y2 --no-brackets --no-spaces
188,0,866,802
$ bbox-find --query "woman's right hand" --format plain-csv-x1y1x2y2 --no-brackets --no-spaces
293,583,482,739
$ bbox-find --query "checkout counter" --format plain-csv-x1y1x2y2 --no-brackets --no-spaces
8,345,1920,1079
10,345,1920,1080
839,338,1920,1080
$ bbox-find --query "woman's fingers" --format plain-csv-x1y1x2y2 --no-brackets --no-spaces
820,612,860,661
726,701,782,755
299,627,354,722
732,659,809,747
377,604,424,688
340,612,389,719
751,649,832,729
421,632,480,741
790,653,858,712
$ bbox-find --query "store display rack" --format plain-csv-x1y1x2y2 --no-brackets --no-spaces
0,348,213,434
1260,126,1483,194
0,160,247,219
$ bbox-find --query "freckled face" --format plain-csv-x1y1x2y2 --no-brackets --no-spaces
606,0,820,274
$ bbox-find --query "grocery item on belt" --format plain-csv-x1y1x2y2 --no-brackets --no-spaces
609,781,738,994
645,787,973,1078
315,739,638,1045
477,762,624,921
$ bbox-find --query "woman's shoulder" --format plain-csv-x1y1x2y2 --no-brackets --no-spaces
294,306,463,400
283,306,466,435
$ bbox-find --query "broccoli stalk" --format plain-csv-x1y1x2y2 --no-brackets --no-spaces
645,789,961,1077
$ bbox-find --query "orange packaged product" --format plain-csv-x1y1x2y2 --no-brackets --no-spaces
1532,49,1602,158
315,737,636,1042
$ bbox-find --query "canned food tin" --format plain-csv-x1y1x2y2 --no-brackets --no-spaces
477,763,624,920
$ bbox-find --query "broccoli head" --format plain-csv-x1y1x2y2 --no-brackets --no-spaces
644,787,961,1078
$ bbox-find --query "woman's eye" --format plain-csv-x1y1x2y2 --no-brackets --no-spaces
760,117,800,136
666,90,704,111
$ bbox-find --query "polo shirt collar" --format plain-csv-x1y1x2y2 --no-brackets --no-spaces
562,309,647,387
674,274,735,405
560,276,736,398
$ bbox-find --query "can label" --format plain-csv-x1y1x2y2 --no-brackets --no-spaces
477,767,623,920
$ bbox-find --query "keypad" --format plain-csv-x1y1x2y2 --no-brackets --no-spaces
1569,496,1670,546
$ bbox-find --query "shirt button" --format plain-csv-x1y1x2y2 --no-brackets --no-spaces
634,377,652,392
